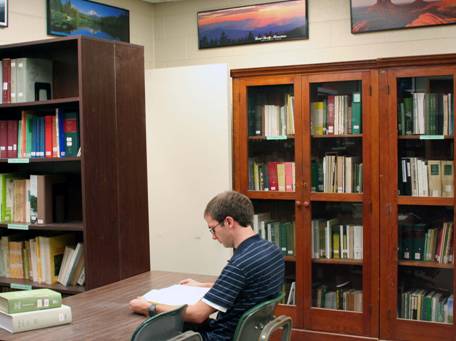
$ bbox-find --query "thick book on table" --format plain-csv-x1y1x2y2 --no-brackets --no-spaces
143,285,210,305
0,304,71,333
0,289,61,314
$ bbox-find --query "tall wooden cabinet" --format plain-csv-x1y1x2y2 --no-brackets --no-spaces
232,55,455,340
0,36,149,294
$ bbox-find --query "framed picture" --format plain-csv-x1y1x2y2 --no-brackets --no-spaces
47,0,129,42
197,0,308,49
0,0,7,28
351,0,456,34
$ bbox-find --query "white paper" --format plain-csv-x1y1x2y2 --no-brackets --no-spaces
143,284,210,305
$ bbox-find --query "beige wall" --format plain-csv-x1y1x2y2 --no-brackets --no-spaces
1,0,156,68
154,0,456,69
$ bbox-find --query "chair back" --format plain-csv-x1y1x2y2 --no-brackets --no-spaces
131,304,187,341
232,293,292,341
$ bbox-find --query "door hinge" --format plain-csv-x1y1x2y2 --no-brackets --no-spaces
369,86,372,96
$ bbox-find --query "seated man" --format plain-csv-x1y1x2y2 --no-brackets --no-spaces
129,190,285,341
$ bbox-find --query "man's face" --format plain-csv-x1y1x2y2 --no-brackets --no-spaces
205,215,233,248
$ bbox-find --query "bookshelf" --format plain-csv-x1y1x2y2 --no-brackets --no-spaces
232,56,455,340
0,37,149,294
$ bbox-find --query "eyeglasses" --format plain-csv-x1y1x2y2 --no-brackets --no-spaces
208,221,224,235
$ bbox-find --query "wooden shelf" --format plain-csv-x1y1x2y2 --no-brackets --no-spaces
312,134,362,138
0,97,79,109
276,304,297,321
284,256,296,262
0,277,84,295
248,135,295,141
398,260,453,269
0,157,80,163
312,258,363,266
397,196,453,206
246,191,295,200
310,192,363,202
0,222,83,231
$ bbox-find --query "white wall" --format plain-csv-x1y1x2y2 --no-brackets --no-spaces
153,0,456,69
145,64,232,275
1,0,156,68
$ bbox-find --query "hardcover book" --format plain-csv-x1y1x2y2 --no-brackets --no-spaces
0,289,61,314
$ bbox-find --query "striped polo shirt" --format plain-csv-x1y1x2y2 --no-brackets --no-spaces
200,234,285,341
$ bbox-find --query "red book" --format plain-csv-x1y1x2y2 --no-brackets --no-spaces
284,162,294,192
267,162,279,191
0,120,8,158
45,115,53,158
2,58,11,104
7,120,18,158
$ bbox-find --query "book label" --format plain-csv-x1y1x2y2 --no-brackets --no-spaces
7,224,29,230
10,283,32,290
7,158,30,164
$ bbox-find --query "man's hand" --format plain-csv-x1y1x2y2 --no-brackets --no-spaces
180,278,213,288
129,297,151,316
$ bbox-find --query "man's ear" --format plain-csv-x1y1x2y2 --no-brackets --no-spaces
225,216,235,228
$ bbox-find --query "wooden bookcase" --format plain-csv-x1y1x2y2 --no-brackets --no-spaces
0,36,149,294
232,55,455,340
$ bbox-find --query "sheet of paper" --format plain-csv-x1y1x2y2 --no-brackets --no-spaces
142,284,210,305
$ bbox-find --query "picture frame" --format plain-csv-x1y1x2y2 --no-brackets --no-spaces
351,0,456,34
0,0,7,28
197,0,308,49
47,0,129,42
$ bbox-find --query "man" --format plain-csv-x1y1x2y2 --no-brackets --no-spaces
129,190,285,341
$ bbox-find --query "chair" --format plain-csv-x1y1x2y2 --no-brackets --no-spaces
232,293,292,341
131,304,200,341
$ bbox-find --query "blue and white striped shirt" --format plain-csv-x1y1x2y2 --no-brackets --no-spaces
201,234,285,341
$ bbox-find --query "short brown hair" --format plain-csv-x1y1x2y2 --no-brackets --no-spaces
204,191,254,227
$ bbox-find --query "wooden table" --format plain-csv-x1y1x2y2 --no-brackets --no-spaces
0,271,216,341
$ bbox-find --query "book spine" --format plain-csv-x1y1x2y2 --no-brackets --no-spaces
9,305,71,333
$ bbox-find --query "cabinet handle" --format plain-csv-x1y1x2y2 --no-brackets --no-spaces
296,201,302,207
303,201,310,207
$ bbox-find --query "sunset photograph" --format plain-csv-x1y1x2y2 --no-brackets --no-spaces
351,0,456,33
198,0,307,48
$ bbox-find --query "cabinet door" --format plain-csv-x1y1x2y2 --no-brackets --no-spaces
301,72,379,337
233,75,301,324
380,67,456,340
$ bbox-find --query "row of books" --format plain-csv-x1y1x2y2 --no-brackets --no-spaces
399,290,453,324
311,93,362,136
0,234,84,287
0,109,80,159
252,212,295,256
313,283,362,312
312,156,363,193
0,289,71,333
311,219,363,260
398,93,453,136
398,158,453,197
0,174,65,225
248,93,295,137
248,160,295,192
399,222,453,264
1,58,53,104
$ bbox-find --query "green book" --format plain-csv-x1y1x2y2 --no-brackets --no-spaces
63,112,80,157
351,101,362,134
0,289,61,314
403,97,413,134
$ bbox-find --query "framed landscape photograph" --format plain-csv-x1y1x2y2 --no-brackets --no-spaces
198,0,308,49
351,0,456,34
47,0,129,42
0,0,7,27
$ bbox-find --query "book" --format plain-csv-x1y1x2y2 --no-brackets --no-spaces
0,304,71,333
0,289,61,314
63,111,80,157
143,284,210,305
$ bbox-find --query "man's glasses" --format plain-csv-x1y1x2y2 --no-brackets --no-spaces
208,221,224,235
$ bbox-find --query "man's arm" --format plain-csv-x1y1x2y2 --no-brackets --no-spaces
179,278,214,288
129,297,216,324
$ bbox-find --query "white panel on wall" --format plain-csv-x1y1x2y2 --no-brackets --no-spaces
145,64,232,276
